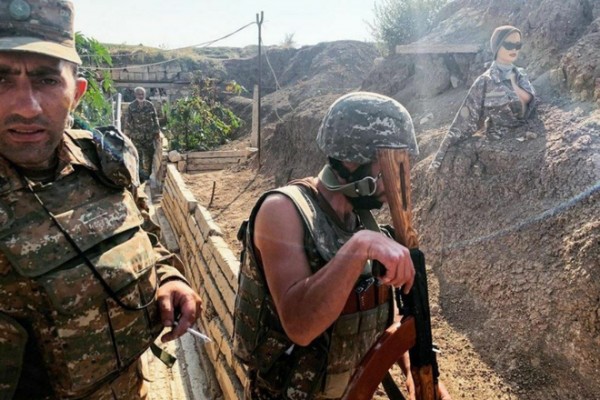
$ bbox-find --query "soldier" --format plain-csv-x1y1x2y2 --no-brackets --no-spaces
124,86,161,182
233,92,451,399
430,25,537,170
0,1,201,399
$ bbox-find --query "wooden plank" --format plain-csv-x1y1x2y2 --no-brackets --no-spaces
194,205,224,238
163,171,186,215
208,256,236,314
395,43,481,54
187,156,244,166
161,197,183,240
206,316,247,387
197,252,234,337
199,312,219,364
214,353,244,400
208,236,241,288
187,150,247,159
207,317,232,366
164,179,189,223
187,162,242,172
164,170,198,218
187,214,208,249
200,243,215,274
156,207,179,252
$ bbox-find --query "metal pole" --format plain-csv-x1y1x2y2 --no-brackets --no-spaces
256,11,264,167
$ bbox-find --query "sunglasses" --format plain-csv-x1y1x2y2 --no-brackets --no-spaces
502,41,522,51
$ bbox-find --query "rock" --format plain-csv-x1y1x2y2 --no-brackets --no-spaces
168,150,182,163
525,131,538,140
420,112,434,125
450,75,461,88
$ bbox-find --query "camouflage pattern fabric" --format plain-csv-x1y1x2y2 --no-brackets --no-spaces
431,62,537,168
0,0,81,64
316,92,418,164
124,100,160,180
135,142,155,182
0,313,27,399
235,182,392,400
0,131,186,399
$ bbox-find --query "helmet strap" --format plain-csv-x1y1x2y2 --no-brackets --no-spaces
317,163,382,276
318,164,374,197
317,164,384,210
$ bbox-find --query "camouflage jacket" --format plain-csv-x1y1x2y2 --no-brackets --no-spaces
431,62,537,167
0,129,186,399
124,100,160,140
234,181,392,400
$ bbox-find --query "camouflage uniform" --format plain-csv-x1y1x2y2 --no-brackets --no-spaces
234,181,393,400
0,129,186,399
431,61,537,168
124,100,160,181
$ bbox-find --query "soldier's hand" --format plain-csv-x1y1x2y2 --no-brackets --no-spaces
156,280,202,342
357,231,415,293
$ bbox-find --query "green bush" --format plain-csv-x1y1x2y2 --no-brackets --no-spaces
369,0,448,55
75,33,115,126
163,78,242,152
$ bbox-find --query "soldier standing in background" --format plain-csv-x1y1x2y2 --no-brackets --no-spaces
0,1,201,398
124,86,161,182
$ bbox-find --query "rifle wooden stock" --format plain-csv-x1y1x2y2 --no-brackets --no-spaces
344,147,442,400
377,147,419,248
343,317,416,400
377,146,439,400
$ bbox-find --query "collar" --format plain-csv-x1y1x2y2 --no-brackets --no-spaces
489,61,519,84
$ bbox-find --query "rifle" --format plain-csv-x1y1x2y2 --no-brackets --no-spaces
343,146,441,400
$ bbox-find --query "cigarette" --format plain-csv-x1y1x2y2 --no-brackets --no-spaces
173,321,212,343
186,327,212,343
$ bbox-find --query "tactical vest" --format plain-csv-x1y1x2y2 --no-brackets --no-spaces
234,184,392,399
0,131,161,398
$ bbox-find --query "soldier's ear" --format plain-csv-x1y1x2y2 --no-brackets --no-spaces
72,78,88,108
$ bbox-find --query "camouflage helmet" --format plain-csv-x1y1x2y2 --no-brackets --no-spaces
316,92,418,164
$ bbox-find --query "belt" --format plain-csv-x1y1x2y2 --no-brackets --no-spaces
341,278,392,315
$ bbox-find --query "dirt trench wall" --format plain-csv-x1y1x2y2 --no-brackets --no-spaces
412,108,600,399
160,164,245,400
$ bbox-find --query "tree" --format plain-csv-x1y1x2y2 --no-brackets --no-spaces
75,33,115,126
163,77,242,152
369,0,448,55
281,33,296,48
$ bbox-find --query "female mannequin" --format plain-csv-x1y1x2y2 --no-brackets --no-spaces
430,25,537,170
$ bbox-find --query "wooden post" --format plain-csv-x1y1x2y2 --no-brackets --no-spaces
251,84,259,148
256,11,264,167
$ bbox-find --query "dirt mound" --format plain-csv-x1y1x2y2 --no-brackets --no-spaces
413,100,599,399
225,41,378,139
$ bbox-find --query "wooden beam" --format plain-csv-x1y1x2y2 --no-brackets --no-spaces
395,43,481,54
187,150,249,159
112,81,191,89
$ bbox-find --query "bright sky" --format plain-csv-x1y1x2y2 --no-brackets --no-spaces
73,0,377,49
